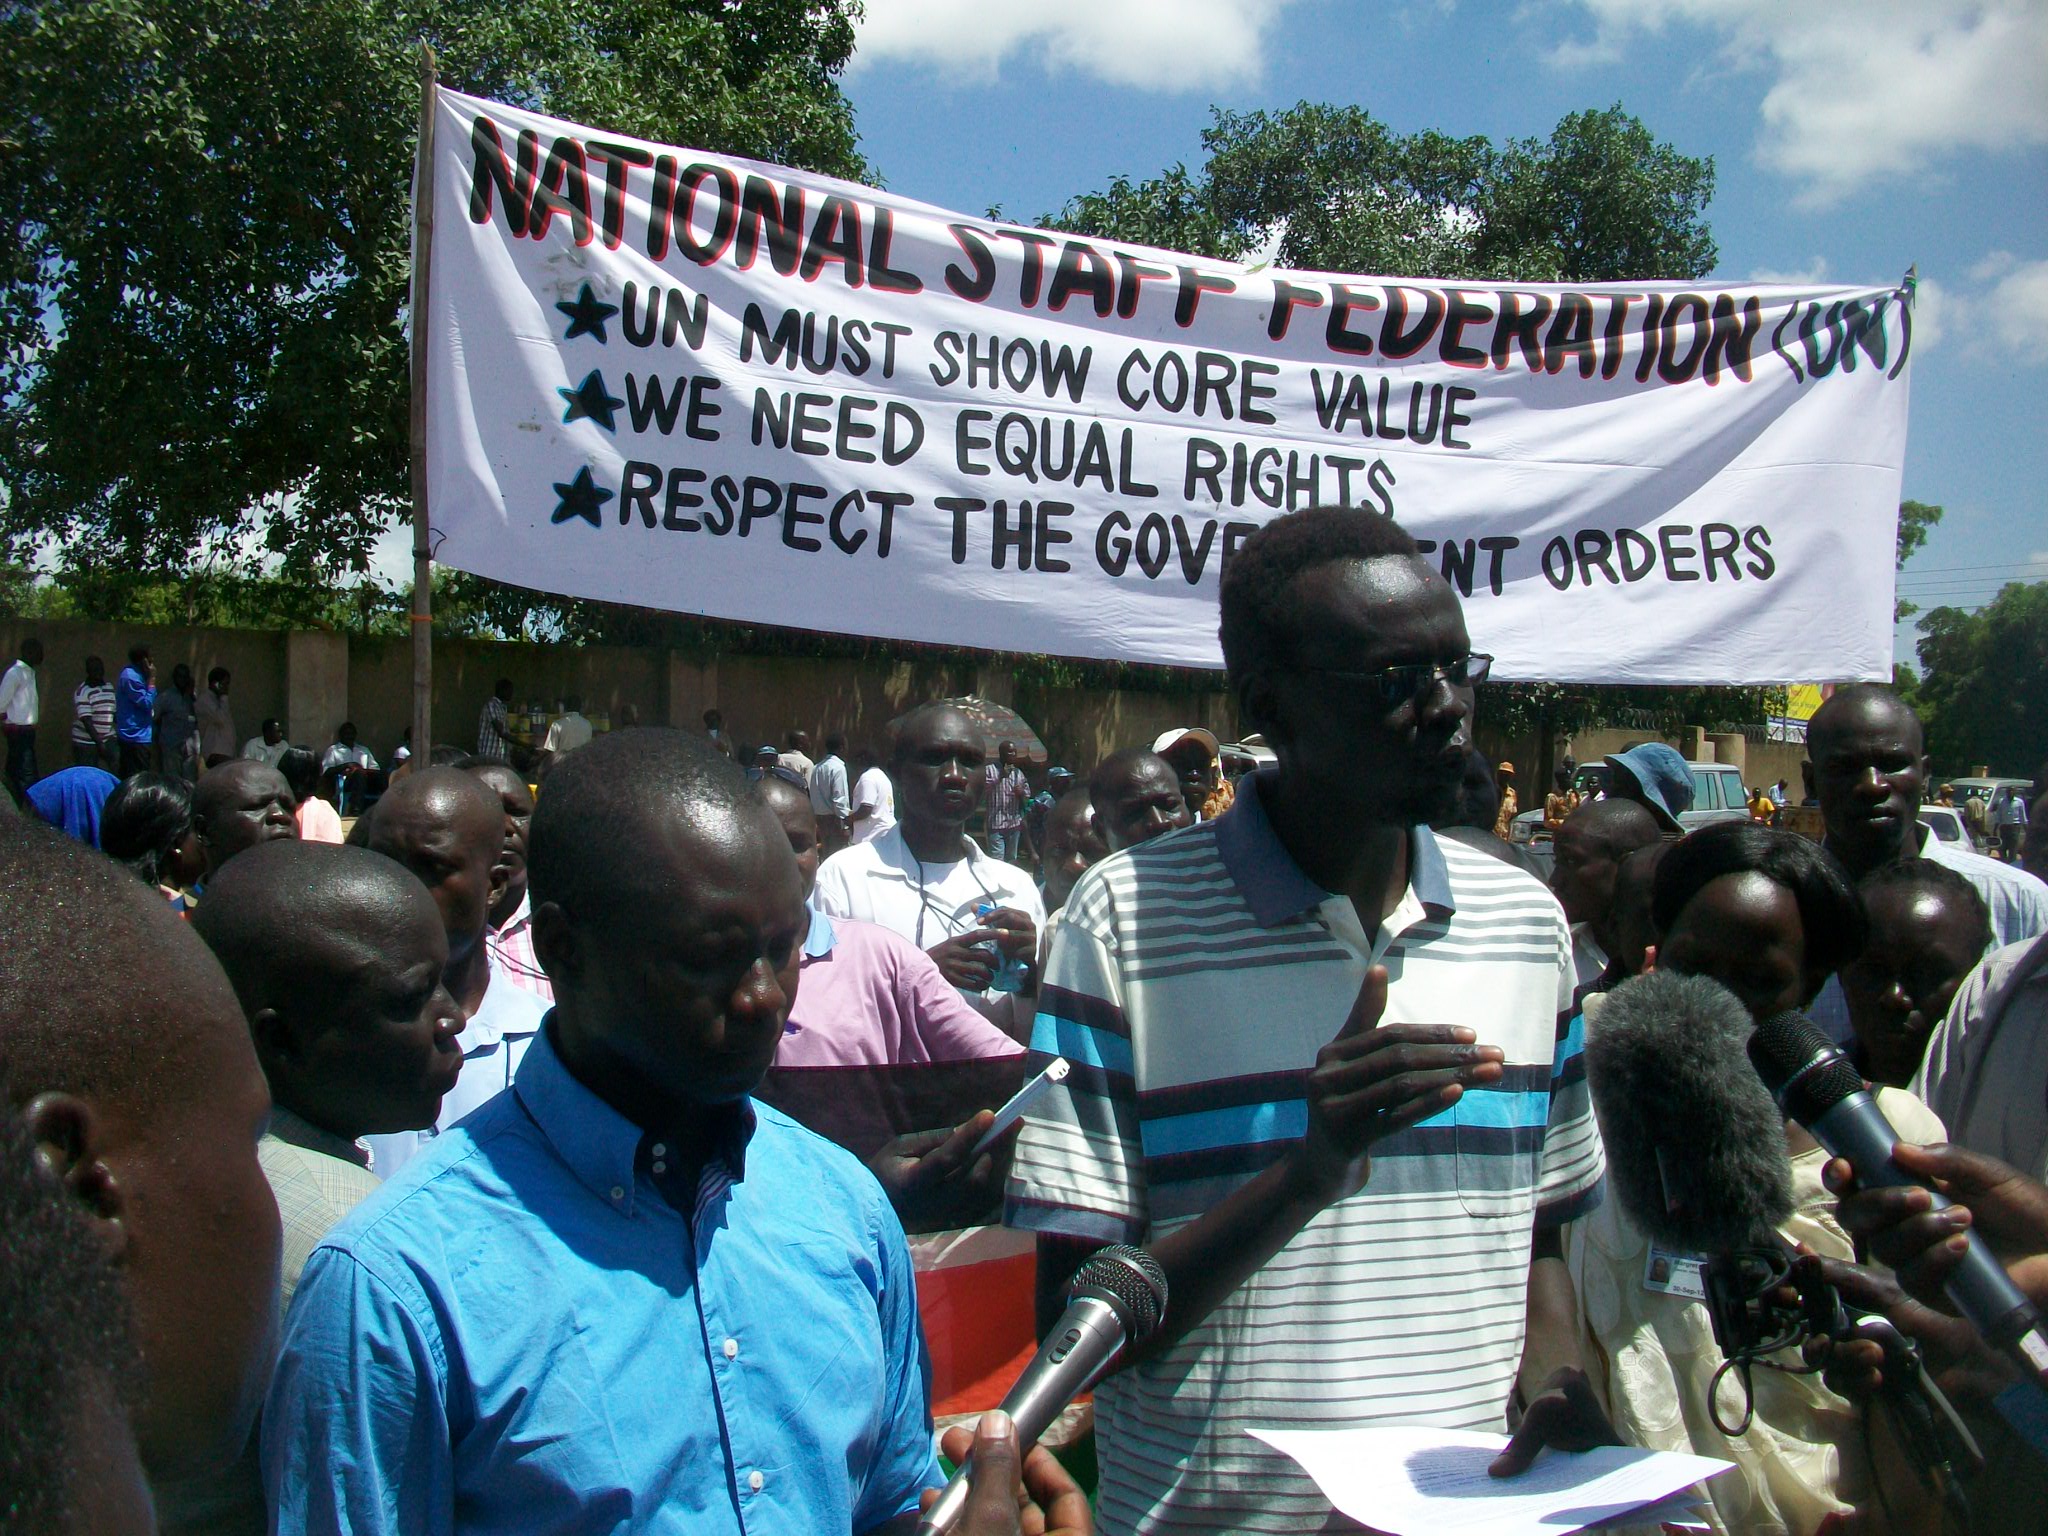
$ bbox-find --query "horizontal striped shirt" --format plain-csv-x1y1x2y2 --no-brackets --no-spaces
1005,774,1602,1535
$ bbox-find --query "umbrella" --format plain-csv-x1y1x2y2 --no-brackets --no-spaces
892,696,1048,768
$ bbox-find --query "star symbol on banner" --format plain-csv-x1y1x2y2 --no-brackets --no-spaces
559,369,624,432
556,282,618,343
551,465,612,527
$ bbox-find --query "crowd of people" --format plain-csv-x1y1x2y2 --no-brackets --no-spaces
5,505,2048,1535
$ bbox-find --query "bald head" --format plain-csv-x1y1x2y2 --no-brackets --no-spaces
0,818,242,1116
1551,796,1667,932
194,840,461,1140
755,772,820,900
364,766,505,950
530,729,776,928
194,840,443,1022
192,760,297,880
1808,682,1922,759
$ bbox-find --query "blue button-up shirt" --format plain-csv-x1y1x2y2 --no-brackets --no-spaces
263,1027,939,1534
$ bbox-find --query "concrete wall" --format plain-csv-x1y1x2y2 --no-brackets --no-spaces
0,619,290,769
0,617,1243,777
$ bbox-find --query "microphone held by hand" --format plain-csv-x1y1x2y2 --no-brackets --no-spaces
1748,1010,2048,1392
917,1245,1166,1535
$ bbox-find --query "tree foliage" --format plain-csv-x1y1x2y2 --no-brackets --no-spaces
0,0,866,591
1914,582,2048,778
1050,102,1716,283
1893,499,1944,620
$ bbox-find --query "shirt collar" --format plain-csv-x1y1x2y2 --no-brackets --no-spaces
802,904,836,960
494,887,533,936
265,1105,371,1169
1215,770,1456,927
512,1025,756,1216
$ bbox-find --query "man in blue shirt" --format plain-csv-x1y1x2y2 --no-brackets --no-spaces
114,642,156,777
262,727,944,1535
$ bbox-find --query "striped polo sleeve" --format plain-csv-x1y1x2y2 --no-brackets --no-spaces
1535,914,1604,1228
1004,891,1147,1246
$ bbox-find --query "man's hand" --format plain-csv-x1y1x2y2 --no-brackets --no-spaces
1824,1141,2048,1310
922,1411,1092,1536
1794,1254,2015,1407
1489,1366,1622,1477
867,1112,1013,1232
929,930,999,991
1288,966,1505,1203
982,907,1038,962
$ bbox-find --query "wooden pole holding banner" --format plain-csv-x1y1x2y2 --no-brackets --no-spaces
408,45,438,764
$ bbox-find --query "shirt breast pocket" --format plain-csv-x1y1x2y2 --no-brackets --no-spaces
1451,1084,1542,1222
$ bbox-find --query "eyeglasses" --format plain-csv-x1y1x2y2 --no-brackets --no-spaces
1295,652,1493,712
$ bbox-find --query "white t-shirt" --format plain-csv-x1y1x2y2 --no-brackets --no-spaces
812,824,1044,1030
542,712,592,754
850,767,896,843
243,736,290,767
365,966,549,1180
0,659,38,727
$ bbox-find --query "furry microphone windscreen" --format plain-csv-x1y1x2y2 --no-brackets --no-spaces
1583,970,1795,1254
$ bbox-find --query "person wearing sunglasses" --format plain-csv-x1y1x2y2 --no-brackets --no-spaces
1009,507,1613,1534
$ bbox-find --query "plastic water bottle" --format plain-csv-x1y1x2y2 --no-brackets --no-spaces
977,902,1025,993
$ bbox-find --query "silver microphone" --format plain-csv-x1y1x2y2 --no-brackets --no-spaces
917,1244,1166,1534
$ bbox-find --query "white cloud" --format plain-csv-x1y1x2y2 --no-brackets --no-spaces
850,0,1298,91
1747,257,1831,286
1899,257,2048,363
1912,275,1951,354
1549,1,2048,208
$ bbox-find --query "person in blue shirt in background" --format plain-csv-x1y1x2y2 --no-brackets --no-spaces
262,726,1089,1536
114,642,157,777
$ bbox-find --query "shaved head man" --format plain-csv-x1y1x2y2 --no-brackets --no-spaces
191,759,297,884
0,817,281,1484
1804,682,2048,1040
162,843,464,1532
1090,748,1194,854
363,767,506,1013
1040,789,1106,913
1549,797,1666,993
264,729,953,1533
359,767,549,1177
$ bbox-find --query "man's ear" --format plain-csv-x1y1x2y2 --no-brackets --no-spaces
248,1005,300,1075
487,858,511,911
1237,671,1285,751
530,900,578,985
23,1092,129,1263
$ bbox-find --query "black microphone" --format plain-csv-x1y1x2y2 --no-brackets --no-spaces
1584,970,1794,1253
1748,1010,2048,1391
916,1244,1166,1535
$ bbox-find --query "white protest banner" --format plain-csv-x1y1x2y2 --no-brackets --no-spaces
423,87,1913,682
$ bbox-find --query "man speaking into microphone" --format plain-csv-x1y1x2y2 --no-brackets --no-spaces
1007,509,1611,1535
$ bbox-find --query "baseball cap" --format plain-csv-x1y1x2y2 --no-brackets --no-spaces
1151,727,1220,759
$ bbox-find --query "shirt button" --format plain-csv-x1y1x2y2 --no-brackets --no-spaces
609,1186,625,1202
723,1337,739,1359
748,1471,764,1492
652,1160,667,1175
651,1143,667,1158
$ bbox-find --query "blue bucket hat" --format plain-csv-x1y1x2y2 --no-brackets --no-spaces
1604,743,1693,833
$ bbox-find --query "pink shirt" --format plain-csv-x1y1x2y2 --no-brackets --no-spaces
779,912,1023,1068
296,797,344,844
487,889,555,1003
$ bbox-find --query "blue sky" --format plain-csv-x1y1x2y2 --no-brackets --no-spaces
844,0,2048,667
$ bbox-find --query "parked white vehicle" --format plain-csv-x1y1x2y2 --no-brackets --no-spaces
1511,761,1749,844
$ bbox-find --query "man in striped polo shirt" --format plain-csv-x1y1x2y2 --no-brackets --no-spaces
1007,507,1610,1534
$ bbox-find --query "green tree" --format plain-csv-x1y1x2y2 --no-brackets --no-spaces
1893,498,1944,620
0,0,865,590
1049,101,1715,283
1914,582,2048,777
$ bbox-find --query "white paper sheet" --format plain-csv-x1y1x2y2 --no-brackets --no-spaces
1245,1425,1730,1536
